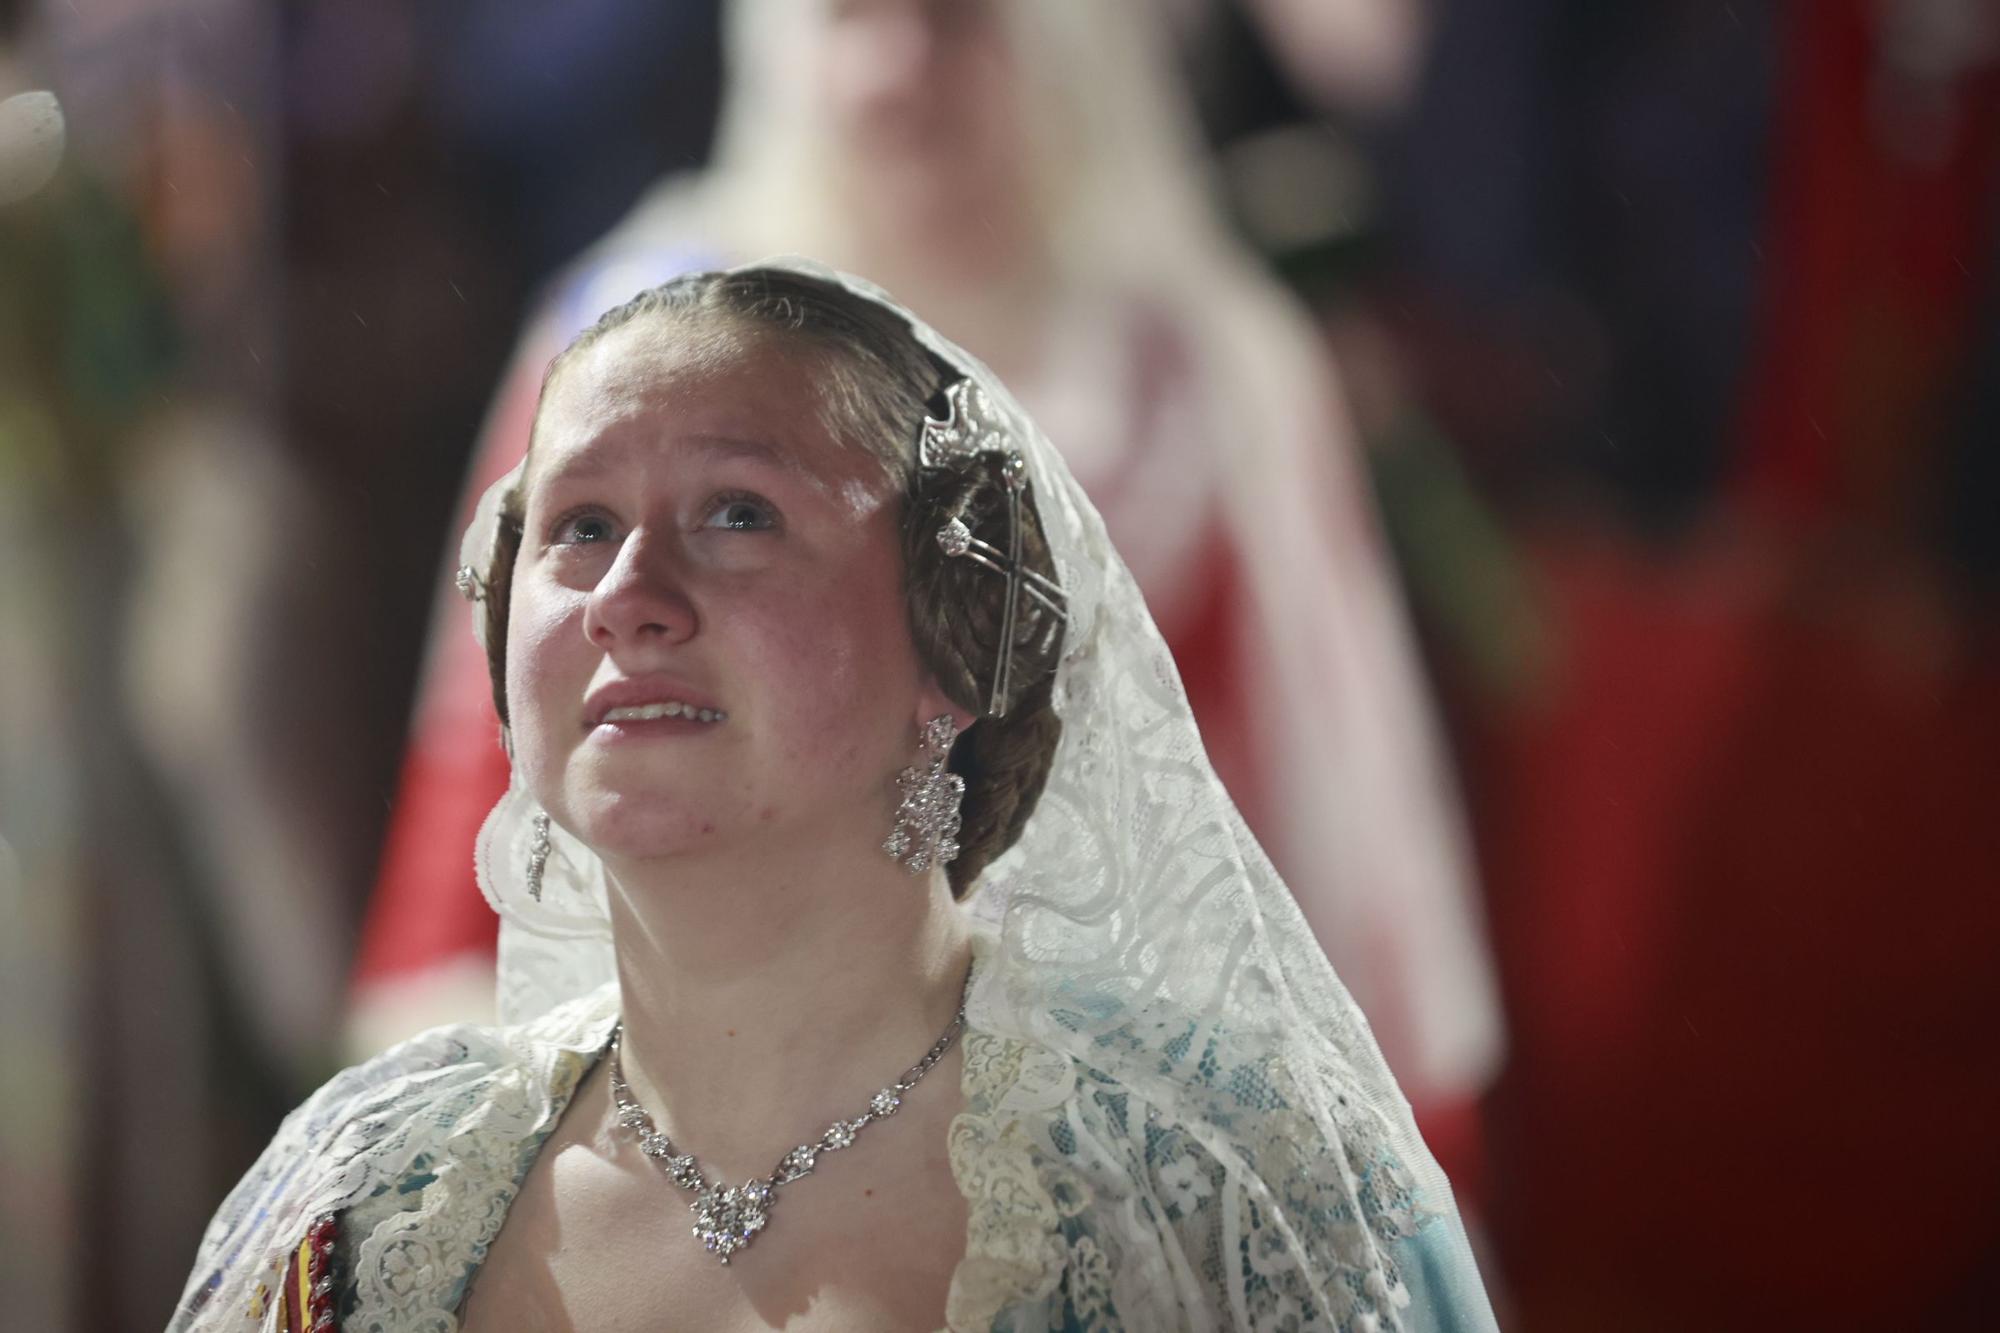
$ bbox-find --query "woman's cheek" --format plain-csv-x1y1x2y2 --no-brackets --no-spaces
783,578,924,762
505,581,588,781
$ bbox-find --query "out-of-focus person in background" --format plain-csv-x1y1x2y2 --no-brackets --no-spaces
352,0,1503,1181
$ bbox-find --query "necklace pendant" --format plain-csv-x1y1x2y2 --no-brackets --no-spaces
608,976,967,1269
691,1180,773,1264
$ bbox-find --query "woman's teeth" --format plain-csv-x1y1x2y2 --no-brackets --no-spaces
602,701,726,723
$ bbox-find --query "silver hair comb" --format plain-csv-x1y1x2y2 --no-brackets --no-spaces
919,378,1067,717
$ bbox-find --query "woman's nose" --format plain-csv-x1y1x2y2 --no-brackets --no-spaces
580,530,697,649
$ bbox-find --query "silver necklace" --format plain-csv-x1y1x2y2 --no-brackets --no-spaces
607,982,969,1265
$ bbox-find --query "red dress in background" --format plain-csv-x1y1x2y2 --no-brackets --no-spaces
1474,3,2000,1324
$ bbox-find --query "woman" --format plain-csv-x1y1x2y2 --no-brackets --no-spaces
178,264,1495,1331
357,0,1500,1132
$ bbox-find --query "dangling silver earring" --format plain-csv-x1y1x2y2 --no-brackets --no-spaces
526,810,552,902
883,715,964,874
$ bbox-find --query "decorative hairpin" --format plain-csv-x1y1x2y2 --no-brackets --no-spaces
919,378,1067,718
454,564,487,602
918,377,1014,470
935,518,1067,620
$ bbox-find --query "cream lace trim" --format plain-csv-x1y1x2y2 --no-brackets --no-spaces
169,990,618,1333
340,997,617,1332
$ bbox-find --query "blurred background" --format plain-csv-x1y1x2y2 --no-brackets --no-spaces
2,0,1996,1329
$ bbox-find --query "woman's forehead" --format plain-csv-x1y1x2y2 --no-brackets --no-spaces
546,321,811,429
529,323,892,497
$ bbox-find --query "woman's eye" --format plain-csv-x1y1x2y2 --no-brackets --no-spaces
701,494,778,532
552,511,618,545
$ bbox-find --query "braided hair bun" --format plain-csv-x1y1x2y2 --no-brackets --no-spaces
901,401,1066,896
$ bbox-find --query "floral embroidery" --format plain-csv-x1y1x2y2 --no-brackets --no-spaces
1062,1235,1115,1330
1158,1146,1214,1216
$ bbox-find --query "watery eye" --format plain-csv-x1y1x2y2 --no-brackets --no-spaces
703,495,777,532
555,512,617,544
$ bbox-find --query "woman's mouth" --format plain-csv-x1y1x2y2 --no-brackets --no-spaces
600,701,727,724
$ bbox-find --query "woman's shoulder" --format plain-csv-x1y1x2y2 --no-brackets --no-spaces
311,983,618,1129
171,987,619,1331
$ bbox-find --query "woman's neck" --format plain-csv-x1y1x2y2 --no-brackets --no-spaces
600,827,972,1181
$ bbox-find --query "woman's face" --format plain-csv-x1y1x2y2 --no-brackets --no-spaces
507,320,955,868
800,0,1027,221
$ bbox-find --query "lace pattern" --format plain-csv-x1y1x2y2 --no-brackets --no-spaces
947,1002,1442,1333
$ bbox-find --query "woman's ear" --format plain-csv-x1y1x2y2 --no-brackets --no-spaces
913,677,978,740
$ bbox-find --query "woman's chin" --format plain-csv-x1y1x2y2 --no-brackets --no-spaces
562,792,736,865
